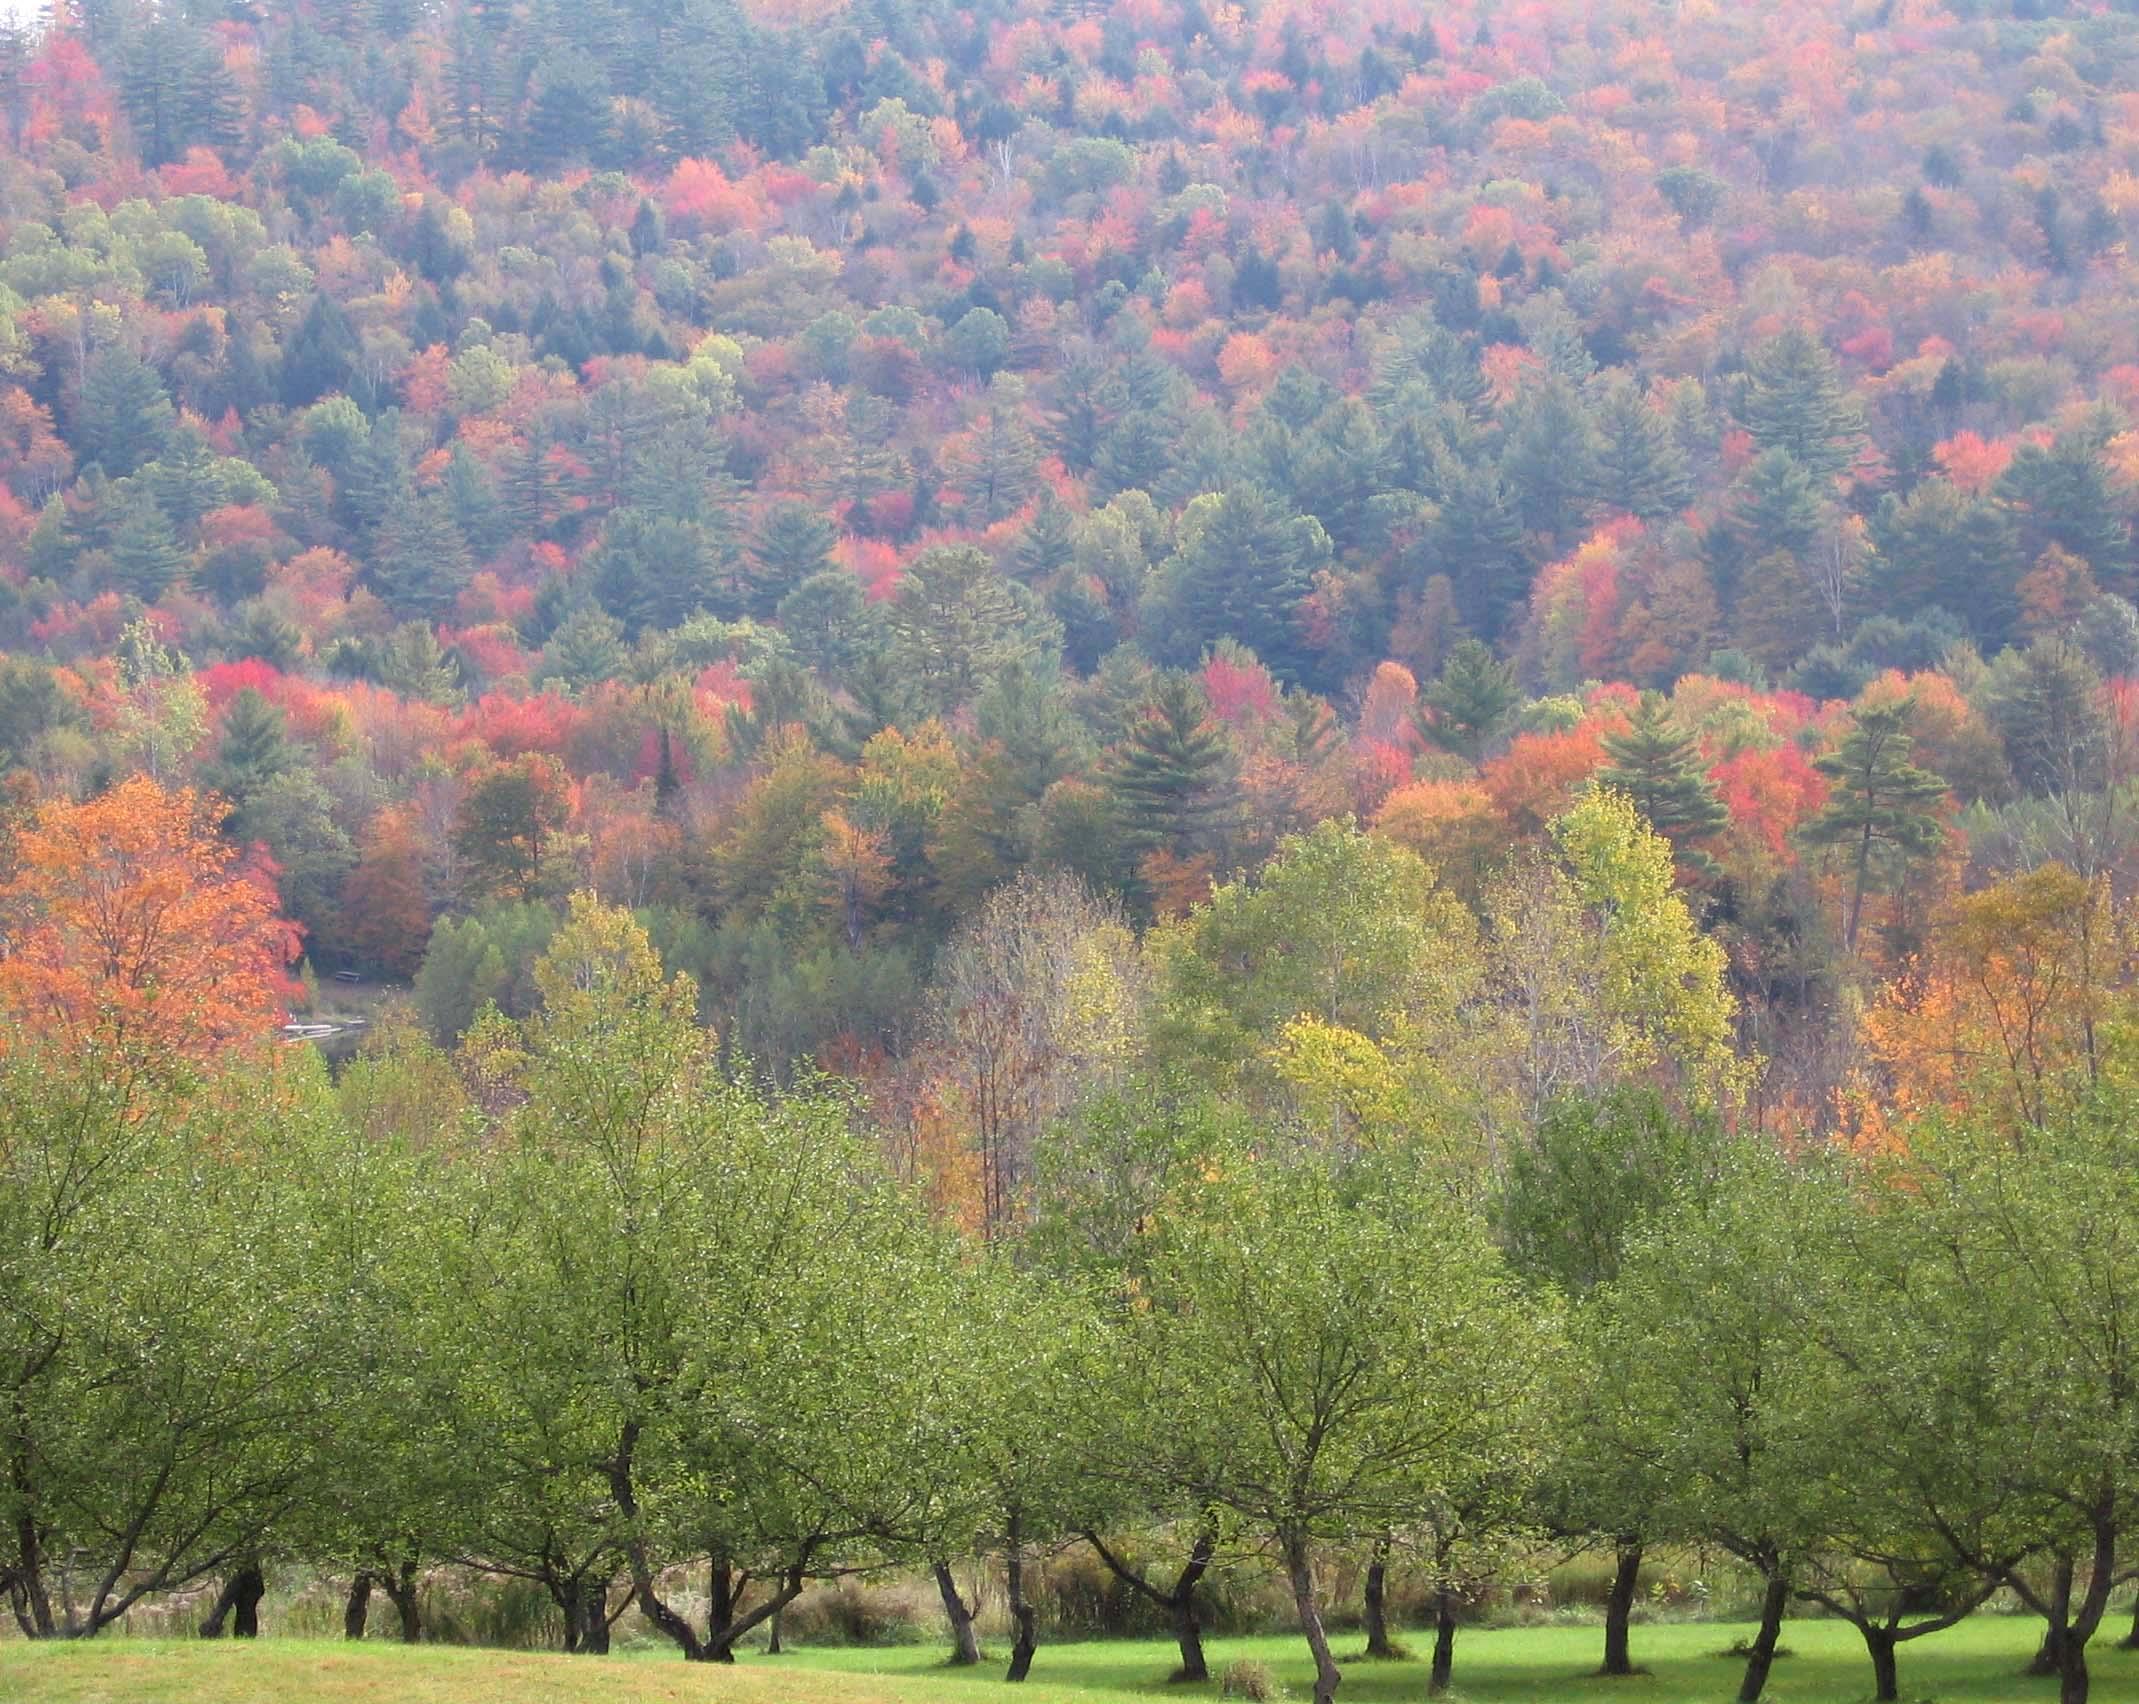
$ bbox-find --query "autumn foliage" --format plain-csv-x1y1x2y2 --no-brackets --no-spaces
0,778,299,1060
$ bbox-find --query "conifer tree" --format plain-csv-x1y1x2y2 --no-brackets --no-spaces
1421,639,1519,761
747,501,839,616
76,349,175,479
1800,701,1949,949
1107,673,1236,866
1739,327,1865,481
1591,373,1694,521
1013,493,1077,583
107,489,188,602
206,689,297,813
1597,694,1728,874
368,493,472,621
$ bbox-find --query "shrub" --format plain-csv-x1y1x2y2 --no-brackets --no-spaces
1220,1657,1286,1701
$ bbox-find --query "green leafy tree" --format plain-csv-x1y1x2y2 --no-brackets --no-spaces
1134,1152,1560,1704
454,755,573,903
0,1053,348,1638
1499,1089,1730,1677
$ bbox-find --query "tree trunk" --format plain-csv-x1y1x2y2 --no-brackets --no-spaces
1362,1538,1394,1658
1736,1570,1789,1704
767,1609,784,1655
1863,1625,1898,1703
934,1559,982,1665
706,1553,740,1665
2060,1634,2091,1704
343,1572,373,1640
382,1559,421,1644
1284,1537,1342,1704
577,1583,613,1655
1599,1541,1641,1676
1171,1586,1208,1684
2032,1557,2076,1676
2121,1591,2139,1651
1084,1526,1213,1684
1004,1516,1037,1683
199,1563,265,1639
1428,1589,1457,1695
9,1502,56,1636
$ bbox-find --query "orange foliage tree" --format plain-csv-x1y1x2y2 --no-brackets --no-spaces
0,777,299,1060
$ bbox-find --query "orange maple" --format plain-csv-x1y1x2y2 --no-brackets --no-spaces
0,777,299,1062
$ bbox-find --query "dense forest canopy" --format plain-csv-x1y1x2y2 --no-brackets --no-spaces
10,1,2139,1700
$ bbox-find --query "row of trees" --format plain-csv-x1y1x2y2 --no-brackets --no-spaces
4,788,2139,1703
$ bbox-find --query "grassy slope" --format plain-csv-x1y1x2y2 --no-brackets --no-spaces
2,1617,2132,1704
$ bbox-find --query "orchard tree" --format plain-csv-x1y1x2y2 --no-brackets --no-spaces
1135,1150,1560,1704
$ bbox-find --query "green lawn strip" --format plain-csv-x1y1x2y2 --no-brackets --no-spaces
3,1618,2131,1704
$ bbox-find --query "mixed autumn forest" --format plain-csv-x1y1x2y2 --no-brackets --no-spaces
9,0,2139,1701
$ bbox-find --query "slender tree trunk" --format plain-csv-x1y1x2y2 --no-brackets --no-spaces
1085,1527,1213,1683
1736,1570,1789,1704
556,1577,583,1654
1171,1586,1208,1684
1600,1541,1641,1676
707,1553,739,1665
1863,1625,1898,1703
767,1609,784,1654
2032,1557,2076,1676
343,1572,373,1640
1004,1515,1037,1683
1284,1537,1342,1704
934,1560,982,1665
2121,1591,2139,1651
1362,1537,1394,1658
1428,1588,1457,1695
383,1559,420,1643
1847,823,1873,951
11,1500,54,1636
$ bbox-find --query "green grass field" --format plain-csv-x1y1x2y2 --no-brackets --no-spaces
1,1617,2131,1704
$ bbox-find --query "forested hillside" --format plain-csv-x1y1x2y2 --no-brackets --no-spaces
14,2,2139,1699
0,0,2134,1120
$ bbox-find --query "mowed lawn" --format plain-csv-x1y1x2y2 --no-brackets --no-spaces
2,1617,2132,1704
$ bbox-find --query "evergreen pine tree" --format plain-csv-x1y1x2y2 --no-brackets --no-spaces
1145,484,1331,687
748,501,839,615
368,491,472,620
76,348,175,478
1590,372,1694,521
1420,639,1519,761
1739,327,1866,481
1597,693,1728,874
1106,672,1236,863
1501,373,1598,544
1013,492,1077,583
207,688,298,811
542,603,628,693
106,488,189,602
1800,700,1949,950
